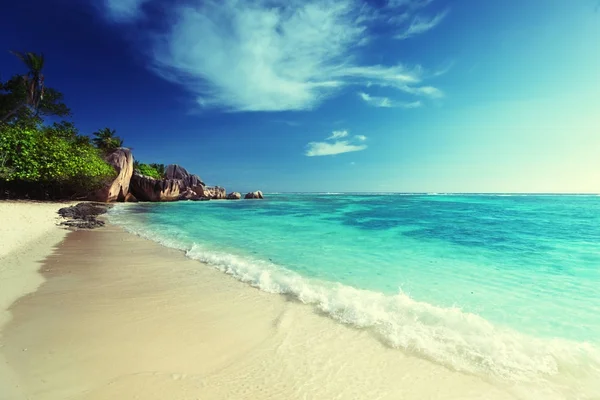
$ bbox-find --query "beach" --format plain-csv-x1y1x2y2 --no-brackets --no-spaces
0,201,525,400
0,202,70,400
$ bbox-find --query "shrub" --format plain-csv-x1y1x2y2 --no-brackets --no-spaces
0,124,116,198
134,162,164,180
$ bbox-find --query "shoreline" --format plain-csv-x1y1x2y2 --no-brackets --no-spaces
0,202,556,399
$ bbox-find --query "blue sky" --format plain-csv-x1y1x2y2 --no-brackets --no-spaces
1,0,599,193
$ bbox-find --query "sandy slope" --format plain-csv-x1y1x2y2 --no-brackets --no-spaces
0,201,70,400
0,201,69,326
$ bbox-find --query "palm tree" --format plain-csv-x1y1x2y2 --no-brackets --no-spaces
1,51,45,122
92,128,124,152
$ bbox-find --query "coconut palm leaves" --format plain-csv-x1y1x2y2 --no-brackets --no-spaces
1,51,46,123
92,128,124,153
11,51,45,107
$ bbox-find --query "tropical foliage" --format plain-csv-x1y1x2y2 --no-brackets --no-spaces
0,50,118,199
0,124,116,198
0,49,174,200
134,161,166,179
92,128,124,153
0,76,70,125
1,52,46,123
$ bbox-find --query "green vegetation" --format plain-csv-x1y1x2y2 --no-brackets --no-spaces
1,50,173,200
92,127,124,153
0,51,117,199
0,124,116,197
0,76,70,127
134,161,166,179
1,52,47,123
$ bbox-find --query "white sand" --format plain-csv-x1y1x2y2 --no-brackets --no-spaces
0,224,524,400
0,201,70,400
0,201,69,326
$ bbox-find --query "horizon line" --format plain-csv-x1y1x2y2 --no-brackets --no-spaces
263,192,600,195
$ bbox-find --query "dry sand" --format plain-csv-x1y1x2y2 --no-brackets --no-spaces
0,201,71,400
0,201,69,321
0,208,520,400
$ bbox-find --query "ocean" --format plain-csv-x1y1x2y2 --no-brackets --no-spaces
108,193,600,398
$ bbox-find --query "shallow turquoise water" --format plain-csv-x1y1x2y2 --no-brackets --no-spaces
109,194,600,394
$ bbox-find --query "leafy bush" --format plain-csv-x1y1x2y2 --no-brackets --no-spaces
134,161,165,179
0,124,116,198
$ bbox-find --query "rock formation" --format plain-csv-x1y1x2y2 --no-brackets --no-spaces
129,173,181,202
92,148,134,202
244,191,264,199
165,164,205,193
86,149,244,203
178,188,198,200
129,164,226,202
124,193,138,202
198,186,227,199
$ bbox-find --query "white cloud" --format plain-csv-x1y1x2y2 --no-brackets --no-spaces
359,92,392,107
101,0,447,111
395,10,448,40
395,85,444,98
358,92,423,108
306,141,367,157
306,130,367,156
103,0,150,21
334,64,422,85
327,130,349,140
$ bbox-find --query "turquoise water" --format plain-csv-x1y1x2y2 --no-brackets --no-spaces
108,194,600,395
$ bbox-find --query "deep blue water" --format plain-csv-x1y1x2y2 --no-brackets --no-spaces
108,194,600,394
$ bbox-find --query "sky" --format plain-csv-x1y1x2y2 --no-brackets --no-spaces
1,0,599,193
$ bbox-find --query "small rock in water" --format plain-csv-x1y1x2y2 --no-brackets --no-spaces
244,190,264,199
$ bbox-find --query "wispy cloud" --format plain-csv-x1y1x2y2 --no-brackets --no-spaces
98,0,447,111
397,85,444,98
395,10,448,40
306,130,367,156
306,141,368,157
432,60,455,77
328,130,349,140
359,92,423,108
103,0,150,21
359,92,393,107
